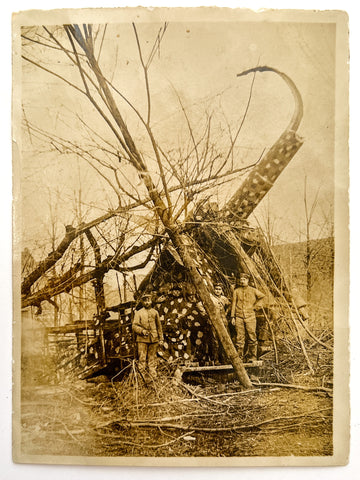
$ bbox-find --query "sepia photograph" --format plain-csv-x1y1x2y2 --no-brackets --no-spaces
11,6,349,467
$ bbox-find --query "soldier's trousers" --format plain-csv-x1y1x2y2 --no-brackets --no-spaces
234,315,257,360
137,342,159,378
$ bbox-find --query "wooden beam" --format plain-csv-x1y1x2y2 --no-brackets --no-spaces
183,361,263,372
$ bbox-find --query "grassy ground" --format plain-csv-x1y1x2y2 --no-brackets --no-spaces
19,353,332,458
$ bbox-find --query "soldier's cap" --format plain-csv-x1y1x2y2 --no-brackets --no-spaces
238,272,250,279
214,283,223,288
142,292,152,299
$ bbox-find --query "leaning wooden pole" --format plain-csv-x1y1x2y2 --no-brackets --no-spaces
171,232,253,389
170,68,304,388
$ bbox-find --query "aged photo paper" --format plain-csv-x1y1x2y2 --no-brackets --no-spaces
12,7,349,466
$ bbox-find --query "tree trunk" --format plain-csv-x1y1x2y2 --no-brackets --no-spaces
85,229,106,314
48,299,59,327
171,232,253,389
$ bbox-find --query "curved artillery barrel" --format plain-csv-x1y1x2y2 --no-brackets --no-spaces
221,66,304,223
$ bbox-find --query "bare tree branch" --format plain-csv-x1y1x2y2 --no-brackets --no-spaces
22,236,160,308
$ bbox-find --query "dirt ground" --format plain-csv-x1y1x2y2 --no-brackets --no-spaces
19,366,332,459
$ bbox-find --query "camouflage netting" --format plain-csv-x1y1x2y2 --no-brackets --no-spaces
134,229,277,365
157,296,210,363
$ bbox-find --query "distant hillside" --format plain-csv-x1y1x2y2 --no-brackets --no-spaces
271,237,334,323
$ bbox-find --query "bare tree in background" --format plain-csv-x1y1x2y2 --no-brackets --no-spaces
303,175,334,303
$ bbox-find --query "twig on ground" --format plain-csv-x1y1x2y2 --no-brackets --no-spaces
253,382,332,394
93,407,332,433
22,412,86,448
260,417,331,434
57,420,86,447
176,379,239,406
105,430,196,449
59,387,99,406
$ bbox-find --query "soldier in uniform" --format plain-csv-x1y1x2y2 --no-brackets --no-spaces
230,273,265,362
132,293,164,380
211,283,230,327
210,283,231,364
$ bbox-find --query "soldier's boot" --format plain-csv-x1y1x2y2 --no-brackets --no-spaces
258,343,271,357
247,342,258,363
236,343,244,362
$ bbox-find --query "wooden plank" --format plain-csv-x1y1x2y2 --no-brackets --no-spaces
107,355,133,360
183,361,263,373
46,322,96,334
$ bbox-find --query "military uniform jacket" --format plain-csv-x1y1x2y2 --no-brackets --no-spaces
231,286,265,319
132,307,164,343
210,294,230,324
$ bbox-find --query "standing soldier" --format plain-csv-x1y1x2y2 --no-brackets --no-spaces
211,283,230,328
132,293,164,380
210,283,231,363
230,273,265,362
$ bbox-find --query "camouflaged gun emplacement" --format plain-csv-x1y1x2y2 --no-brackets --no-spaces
45,67,309,380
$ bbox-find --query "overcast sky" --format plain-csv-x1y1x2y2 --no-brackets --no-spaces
19,11,339,258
